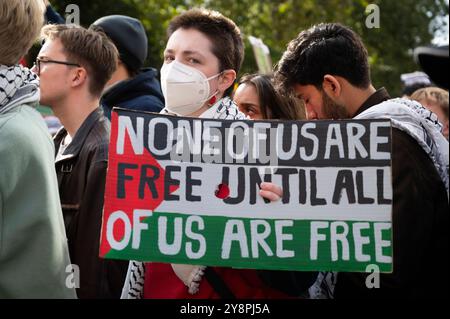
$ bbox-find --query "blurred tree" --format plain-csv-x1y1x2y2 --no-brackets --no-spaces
192,0,448,96
49,0,187,69
46,0,448,96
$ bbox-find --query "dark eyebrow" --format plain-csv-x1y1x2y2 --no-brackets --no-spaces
164,49,206,59
182,50,203,56
240,102,258,108
36,55,54,62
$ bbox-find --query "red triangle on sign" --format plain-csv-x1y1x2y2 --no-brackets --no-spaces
100,111,179,257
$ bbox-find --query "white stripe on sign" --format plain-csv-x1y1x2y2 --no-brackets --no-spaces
151,162,392,222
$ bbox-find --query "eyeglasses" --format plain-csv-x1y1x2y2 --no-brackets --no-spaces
33,58,81,74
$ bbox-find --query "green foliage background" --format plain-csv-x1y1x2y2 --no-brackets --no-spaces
47,0,448,96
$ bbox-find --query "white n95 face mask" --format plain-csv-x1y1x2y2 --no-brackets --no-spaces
160,61,221,116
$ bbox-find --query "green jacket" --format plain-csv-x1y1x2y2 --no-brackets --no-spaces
0,104,76,299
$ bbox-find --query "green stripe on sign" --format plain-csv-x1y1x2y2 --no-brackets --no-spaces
105,212,392,273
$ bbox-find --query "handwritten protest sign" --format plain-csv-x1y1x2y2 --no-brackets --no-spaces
100,108,393,273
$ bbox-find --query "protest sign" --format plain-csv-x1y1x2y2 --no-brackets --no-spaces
248,35,272,74
100,108,393,272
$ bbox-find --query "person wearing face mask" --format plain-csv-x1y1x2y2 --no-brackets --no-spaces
157,14,244,121
121,8,318,299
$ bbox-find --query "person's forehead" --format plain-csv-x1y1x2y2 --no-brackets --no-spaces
235,84,259,106
39,38,66,57
293,84,319,97
166,28,214,54
235,83,258,98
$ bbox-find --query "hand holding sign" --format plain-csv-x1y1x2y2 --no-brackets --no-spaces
216,182,282,202
259,182,283,202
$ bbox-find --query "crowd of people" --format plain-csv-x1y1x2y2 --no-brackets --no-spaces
0,0,448,299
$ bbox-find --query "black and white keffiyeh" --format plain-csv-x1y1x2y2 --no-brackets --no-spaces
355,98,449,196
306,98,449,300
0,65,40,114
160,96,247,120
121,97,246,299
308,271,338,299
121,261,145,299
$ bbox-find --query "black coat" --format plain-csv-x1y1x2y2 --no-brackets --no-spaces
54,108,128,299
334,89,450,299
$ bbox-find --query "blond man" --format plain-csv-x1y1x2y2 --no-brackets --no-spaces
411,87,449,140
0,0,76,298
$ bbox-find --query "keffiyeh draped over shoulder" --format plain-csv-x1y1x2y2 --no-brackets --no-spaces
302,97,450,300
121,97,247,299
0,65,40,114
355,98,449,196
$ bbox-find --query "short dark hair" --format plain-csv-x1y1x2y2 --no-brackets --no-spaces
276,23,371,90
168,8,244,97
238,73,305,120
41,24,118,97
